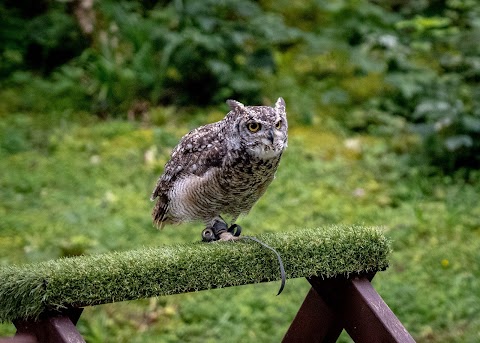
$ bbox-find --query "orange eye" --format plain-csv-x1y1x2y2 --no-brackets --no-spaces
275,120,282,129
247,122,261,133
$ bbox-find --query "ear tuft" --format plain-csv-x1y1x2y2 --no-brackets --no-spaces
275,97,286,111
226,99,245,111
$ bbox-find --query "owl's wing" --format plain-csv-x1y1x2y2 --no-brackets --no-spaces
151,123,226,226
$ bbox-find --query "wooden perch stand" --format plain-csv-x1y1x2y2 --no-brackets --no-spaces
0,226,415,342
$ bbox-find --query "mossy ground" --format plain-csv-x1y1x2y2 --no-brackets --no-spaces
1,108,480,342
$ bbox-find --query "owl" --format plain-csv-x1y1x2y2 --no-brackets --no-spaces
151,98,288,241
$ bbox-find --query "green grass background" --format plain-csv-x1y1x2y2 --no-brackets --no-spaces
1,107,480,342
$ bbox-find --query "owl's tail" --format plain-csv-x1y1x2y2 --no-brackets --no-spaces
151,195,169,229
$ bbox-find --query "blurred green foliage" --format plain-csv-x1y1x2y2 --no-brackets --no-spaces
2,0,301,112
0,1,87,76
2,0,479,171
261,0,480,171
62,1,287,111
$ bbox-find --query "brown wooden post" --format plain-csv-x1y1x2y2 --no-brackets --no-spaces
283,288,344,343
13,308,85,343
284,274,415,343
334,277,415,342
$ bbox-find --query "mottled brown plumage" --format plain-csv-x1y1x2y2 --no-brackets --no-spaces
151,98,288,240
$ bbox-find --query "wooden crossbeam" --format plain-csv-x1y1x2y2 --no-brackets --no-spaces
283,274,415,342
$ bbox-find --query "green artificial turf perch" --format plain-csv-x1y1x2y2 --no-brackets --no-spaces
0,225,391,323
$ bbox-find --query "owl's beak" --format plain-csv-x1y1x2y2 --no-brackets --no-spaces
267,129,274,144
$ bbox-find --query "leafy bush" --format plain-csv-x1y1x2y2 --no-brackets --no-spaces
261,0,480,172
3,0,480,172
57,0,302,114
260,0,402,125
382,1,480,171
0,2,87,77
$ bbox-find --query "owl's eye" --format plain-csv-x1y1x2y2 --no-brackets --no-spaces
247,122,261,133
275,120,282,129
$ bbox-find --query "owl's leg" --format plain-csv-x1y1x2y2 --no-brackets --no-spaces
201,217,240,242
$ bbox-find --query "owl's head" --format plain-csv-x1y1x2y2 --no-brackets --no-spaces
225,97,288,159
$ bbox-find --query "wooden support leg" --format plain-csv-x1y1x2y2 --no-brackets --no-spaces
13,308,85,343
332,277,415,342
282,287,344,343
283,274,415,343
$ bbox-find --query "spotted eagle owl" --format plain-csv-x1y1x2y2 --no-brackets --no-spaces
151,98,288,241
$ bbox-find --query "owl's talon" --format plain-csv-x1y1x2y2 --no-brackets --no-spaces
218,232,240,241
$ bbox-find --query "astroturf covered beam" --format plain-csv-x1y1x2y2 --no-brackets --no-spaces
0,225,390,323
